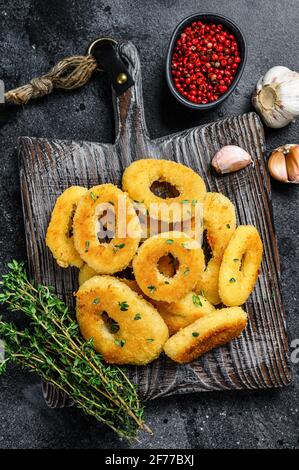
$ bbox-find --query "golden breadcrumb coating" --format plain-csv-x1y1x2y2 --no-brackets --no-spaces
153,292,215,335
164,307,248,363
122,159,206,223
133,231,204,302
195,192,236,304
73,184,141,274
76,276,169,365
219,225,263,306
46,186,87,268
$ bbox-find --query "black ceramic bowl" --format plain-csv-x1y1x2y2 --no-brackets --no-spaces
166,13,247,110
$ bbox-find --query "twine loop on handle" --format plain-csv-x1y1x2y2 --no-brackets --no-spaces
5,55,98,105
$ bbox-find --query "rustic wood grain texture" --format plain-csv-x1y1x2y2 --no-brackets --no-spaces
18,42,291,405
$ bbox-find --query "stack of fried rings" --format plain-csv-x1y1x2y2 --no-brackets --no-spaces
46,159,263,365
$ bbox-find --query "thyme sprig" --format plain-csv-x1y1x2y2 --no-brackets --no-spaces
0,261,150,440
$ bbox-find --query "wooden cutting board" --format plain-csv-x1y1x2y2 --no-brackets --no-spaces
18,42,291,404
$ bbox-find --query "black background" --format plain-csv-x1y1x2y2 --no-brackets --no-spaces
0,0,298,449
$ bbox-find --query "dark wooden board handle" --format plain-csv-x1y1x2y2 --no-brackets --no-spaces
114,42,150,144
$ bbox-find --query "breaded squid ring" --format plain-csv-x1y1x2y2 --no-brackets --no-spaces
76,276,169,365
153,292,216,335
46,186,88,268
73,184,141,274
195,192,236,304
164,306,248,363
122,159,206,223
133,231,204,302
219,225,263,306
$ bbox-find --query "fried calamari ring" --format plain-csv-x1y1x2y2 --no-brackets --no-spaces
76,276,169,365
219,225,263,306
73,184,141,274
122,159,206,223
153,292,215,335
164,306,248,363
133,231,204,302
46,186,88,268
195,192,236,304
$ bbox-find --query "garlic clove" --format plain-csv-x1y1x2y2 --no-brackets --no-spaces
285,145,299,183
268,149,289,182
211,145,253,174
252,66,299,129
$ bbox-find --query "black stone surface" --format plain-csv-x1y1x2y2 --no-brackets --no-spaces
0,0,298,449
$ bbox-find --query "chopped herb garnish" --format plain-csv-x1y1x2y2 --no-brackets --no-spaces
134,313,141,320
146,338,154,343
199,289,205,297
181,200,190,204
192,199,198,206
114,243,125,249
233,258,239,262
147,285,156,293
90,191,97,202
92,298,100,305
85,240,90,252
114,338,126,347
118,301,129,311
192,332,200,338
184,267,190,276
164,280,170,285
229,278,236,283
166,239,174,244
192,294,202,307
226,224,231,229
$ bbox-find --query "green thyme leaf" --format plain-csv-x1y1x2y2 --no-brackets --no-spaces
114,243,125,249
229,278,236,283
134,313,141,320
92,298,100,305
192,294,202,307
114,338,126,347
147,286,156,293
85,240,90,252
166,239,174,244
146,338,154,343
192,332,200,338
184,267,190,276
90,192,97,202
226,224,231,229
118,301,129,311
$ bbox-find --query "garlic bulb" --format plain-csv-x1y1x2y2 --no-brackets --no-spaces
252,66,299,128
211,145,253,174
268,144,299,183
